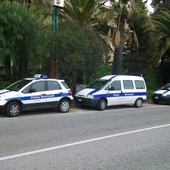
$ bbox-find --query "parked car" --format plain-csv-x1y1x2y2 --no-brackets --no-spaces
0,74,73,117
74,75,147,110
152,83,170,104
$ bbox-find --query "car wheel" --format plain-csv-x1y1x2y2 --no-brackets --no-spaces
58,99,70,113
6,102,21,117
97,99,107,111
134,98,143,108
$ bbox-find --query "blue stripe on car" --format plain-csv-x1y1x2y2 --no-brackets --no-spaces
0,90,11,95
163,90,169,95
108,75,116,80
93,92,146,98
5,93,71,101
88,89,100,95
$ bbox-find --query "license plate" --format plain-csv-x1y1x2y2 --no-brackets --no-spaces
155,96,159,99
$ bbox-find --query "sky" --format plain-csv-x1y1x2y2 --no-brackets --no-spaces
145,0,154,13
105,0,154,13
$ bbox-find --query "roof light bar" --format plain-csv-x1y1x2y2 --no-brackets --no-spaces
34,74,48,79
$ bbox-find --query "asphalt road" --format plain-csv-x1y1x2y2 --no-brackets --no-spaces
0,103,170,170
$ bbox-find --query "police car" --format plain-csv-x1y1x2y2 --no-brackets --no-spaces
74,75,147,110
152,83,170,104
0,74,73,117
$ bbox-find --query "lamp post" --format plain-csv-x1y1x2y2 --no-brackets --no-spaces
50,0,64,78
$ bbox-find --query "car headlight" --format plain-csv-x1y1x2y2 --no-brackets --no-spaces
0,95,5,101
87,94,94,98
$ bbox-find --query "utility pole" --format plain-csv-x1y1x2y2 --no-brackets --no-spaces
50,0,64,78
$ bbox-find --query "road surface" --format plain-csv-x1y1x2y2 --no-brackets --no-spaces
0,103,170,170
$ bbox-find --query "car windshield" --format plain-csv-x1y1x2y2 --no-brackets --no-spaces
6,79,32,91
161,83,170,90
86,79,110,89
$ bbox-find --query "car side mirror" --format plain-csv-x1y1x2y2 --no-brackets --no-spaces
108,85,114,91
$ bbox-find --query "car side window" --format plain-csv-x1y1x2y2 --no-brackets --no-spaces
135,80,145,89
107,80,121,90
22,81,45,93
31,81,45,92
123,80,134,89
47,81,61,90
22,86,30,93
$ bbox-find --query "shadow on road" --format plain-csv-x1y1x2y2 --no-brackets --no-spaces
0,102,167,118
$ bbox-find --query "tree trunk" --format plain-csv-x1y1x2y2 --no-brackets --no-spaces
18,49,28,79
4,55,11,80
112,17,125,75
50,56,58,79
159,54,165,85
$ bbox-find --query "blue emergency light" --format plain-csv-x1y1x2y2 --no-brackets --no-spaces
34,74,48,79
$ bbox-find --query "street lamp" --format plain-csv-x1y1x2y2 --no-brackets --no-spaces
52,0,64,8
52,0,64,33
50,0,64,78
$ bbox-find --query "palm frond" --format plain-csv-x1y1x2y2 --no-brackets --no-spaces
114,29,120,47
133,31,139,48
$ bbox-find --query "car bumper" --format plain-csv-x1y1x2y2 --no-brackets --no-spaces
152,94,170,103
74,96,99,107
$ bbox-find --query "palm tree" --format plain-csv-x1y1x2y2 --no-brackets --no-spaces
100,0,149,74
151,10,170,84
63,0,103,27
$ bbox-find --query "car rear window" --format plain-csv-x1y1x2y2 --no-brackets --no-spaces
47,81,61,90
123,80,134,89
61,81,69,89
135,80,145,89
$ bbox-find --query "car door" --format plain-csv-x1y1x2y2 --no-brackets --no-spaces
21,80,46,109
121,80,136,104
105,80,123,106
44,80,64,106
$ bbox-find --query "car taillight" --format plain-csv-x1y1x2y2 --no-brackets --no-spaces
68,89,72,94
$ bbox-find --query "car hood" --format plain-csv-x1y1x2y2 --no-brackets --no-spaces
0,89,19,97
75,88,99,97
0,89,11,95
154,90,169,94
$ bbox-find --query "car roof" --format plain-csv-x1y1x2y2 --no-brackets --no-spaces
23,74,65,82
100,75,144,80
24,78,65,82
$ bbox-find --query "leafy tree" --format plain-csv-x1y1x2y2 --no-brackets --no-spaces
151,10,170,84
151,0,170,11
0,1,49,79
53,21,106,89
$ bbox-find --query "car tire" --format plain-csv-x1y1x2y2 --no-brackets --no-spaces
97,99,107,111
6,102,21,117
134,98,143,108
58,99,70,113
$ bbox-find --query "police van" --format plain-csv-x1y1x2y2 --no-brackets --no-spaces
74,75,147,110
0,74,73,117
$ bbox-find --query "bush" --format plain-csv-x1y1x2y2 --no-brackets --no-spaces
0,81,11,89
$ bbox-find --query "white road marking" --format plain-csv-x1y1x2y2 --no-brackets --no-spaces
1,123,170,161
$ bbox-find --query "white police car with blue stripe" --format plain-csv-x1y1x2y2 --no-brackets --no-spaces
152,83,170,104
74,75,147,110
0,74,73,117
